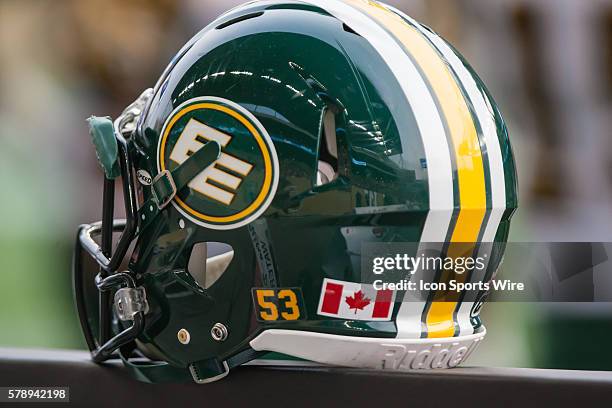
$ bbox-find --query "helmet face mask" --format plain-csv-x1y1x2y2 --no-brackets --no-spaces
74,0,517,383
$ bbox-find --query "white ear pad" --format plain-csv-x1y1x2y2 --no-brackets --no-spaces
316,161,337,186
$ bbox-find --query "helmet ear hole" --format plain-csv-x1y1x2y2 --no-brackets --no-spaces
187,242,234,289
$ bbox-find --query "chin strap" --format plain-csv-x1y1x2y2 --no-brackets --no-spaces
118,344,264,384
138,140,221,231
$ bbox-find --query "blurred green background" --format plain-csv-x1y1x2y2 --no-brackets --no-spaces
0,0,611,368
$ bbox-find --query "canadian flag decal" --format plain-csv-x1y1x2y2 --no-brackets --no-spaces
317,278,396,321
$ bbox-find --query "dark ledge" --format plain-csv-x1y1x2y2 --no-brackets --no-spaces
1,348,611,407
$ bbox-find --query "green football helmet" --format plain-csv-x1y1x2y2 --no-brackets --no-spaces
74,0,517,383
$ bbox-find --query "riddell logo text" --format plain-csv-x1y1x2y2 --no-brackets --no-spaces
379,337,483,370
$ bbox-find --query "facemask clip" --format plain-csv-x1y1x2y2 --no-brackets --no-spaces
114,287,150,322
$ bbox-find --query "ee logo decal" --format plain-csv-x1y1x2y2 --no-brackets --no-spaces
157,97,279,230
170,119,254,206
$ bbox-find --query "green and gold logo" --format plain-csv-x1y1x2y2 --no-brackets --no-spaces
157,97,279,230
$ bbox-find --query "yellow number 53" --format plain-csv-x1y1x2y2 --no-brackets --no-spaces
252,288,305,321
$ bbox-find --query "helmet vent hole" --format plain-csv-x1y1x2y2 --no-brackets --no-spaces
187,242,234,289
316,109,339,187
343,23,360,36
216,12,264,30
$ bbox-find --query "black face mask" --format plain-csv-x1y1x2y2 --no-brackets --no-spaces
74,91,151,363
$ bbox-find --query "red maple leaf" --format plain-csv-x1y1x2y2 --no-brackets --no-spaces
345,290,371,313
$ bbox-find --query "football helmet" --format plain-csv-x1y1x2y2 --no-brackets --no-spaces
74,0,517,383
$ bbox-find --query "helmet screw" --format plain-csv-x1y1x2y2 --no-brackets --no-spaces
211,323,228,342
177,328,191,345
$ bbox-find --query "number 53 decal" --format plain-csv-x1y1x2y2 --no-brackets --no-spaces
252,288,306,321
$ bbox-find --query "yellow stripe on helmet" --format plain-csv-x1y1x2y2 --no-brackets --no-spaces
347,0,487,338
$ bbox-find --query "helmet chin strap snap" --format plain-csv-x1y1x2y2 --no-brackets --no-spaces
189,361,230,384
117,342,264,384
